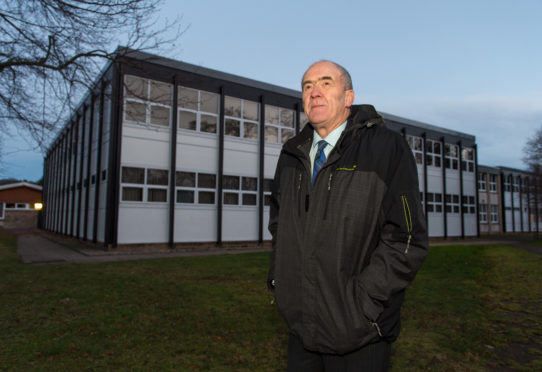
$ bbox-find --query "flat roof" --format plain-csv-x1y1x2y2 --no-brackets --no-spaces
121,48,302,99
380,111,475,141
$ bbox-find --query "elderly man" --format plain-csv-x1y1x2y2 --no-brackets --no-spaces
267,60,429,371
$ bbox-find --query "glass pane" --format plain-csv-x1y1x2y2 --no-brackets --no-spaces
178,87,198,110
200,91,218,113
435,193,442,203
280,108,294,127
199,191,215,204
179,110,197,130
244,122,258,139
176,171,196,187
225,119,240,137
264,194,271,206
200,114,217,133
265,126,279,143
224,192,239,205
434,142,441,154
300,112,308,129
148,188,167,202
242,193,257,205
125,101,146,122
124,75,146,100
122,187,143,201
147,169,168,185
414,138,422,151
150,80,172,105
122,167,145,184
224,96,241,117
223,175,240,190
198,173,216,188
177,190,194,203
150,105,170,126
263,178,273,192
426,193,434,202
265,105,279,124
243,100,259,121
242,177,257,191
281,129,294,143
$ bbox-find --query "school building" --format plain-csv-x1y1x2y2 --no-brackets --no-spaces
43,48,534,249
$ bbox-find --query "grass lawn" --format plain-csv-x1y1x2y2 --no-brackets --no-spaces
1,229,541,371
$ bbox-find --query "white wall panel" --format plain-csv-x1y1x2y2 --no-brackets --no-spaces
118,205,169,244
174,207,217,242
222,208,259,241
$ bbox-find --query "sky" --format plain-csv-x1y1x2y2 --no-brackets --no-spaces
3,0,542,181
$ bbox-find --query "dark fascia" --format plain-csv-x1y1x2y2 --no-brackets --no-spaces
380,111,476,147
116,47,302,100
496,165,533,177
478,164,501,174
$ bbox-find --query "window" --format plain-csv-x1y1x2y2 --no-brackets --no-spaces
176,171,216,204
426,192,442,213
491,205,499,223
513,176,521,192
121,166,168,202
503,177,511,192
445,144,459,170
265,105,296,144
461,148,474,172
222,175,258,206
406,135,423,165
479,204,488,223
124,75,172,127
426,139,441,167
300,112,308,130
445,194,460,213
478,173,487,191
0,203,3,219
462,195,476,214
178,87,219,134
489,174,497,192
263,178,273,206
224,97,259,140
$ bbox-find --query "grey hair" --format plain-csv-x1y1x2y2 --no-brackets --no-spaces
303,60,353,91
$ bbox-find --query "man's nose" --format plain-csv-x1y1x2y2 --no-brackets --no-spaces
310,85,322,97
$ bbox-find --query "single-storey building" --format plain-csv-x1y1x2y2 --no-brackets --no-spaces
0,182,43,230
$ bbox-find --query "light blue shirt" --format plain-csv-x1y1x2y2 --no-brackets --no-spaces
310,121,348,173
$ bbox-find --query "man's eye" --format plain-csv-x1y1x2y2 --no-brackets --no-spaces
303,85,312,91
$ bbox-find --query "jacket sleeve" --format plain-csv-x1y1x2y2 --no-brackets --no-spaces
267,151,284,291
356,135,429,322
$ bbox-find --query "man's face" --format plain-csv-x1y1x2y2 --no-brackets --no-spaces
302,62,354,134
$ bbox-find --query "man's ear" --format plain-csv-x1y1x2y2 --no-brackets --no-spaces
344,90,354,108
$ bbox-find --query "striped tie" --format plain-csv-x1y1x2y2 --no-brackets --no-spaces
312,140,328,185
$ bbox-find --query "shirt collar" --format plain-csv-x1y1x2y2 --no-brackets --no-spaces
311,120,348,150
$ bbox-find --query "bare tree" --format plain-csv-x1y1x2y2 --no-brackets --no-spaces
0,0,183,154
522,125,542,235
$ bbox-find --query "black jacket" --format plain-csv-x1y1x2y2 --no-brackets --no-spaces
268,104,429,354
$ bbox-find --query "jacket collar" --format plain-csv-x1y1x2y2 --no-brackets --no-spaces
283,104,384,157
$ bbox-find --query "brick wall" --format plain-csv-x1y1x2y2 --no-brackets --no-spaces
0,210,39,230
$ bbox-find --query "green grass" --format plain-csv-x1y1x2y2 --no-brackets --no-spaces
1,230,542,371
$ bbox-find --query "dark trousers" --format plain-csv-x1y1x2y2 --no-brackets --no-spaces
287,333,391,372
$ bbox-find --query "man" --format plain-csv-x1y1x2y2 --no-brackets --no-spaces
267,60,429,371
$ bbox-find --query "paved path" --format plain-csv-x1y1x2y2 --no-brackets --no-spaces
14,230,542,264
15,231,269,264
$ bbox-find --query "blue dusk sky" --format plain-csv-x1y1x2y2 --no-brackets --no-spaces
3,0,542,181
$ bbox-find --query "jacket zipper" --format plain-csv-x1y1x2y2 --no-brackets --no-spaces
322,172,333,220
401,195,413,254
297,172,303,216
